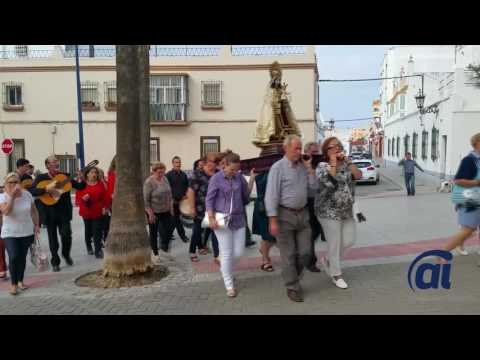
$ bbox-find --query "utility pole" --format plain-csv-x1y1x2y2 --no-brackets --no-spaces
74,45,85,169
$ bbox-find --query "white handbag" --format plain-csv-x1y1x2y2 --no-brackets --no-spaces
30,231,49,272
201,190,234,229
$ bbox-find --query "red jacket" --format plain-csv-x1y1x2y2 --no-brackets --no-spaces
76,182,108,220
106,170,116,209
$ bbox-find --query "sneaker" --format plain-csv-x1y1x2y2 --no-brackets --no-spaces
332,277,348,289
457,247,469,256
226,288,237,298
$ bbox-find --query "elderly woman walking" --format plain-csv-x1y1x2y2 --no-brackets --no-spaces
314,137,362,289
205,152,250,297
0,173,40,295
144,162,174,263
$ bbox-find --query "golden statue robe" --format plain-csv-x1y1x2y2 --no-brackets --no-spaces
252,84,301,146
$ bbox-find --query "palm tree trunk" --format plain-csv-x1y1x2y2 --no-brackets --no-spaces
139,46,151,181
103,45,153,277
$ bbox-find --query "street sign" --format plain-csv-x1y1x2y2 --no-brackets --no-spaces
1,139,14,155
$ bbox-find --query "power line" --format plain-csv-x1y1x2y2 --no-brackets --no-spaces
334,117,374,122
318,74,423,82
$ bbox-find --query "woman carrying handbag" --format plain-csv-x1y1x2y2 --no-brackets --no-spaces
30,230,49,272
0,173,40,296
205,152,250,298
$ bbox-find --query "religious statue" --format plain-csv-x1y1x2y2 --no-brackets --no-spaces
252,61,302,147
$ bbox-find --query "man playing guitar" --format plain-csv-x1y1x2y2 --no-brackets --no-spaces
16,158,35,190
31,155,86,272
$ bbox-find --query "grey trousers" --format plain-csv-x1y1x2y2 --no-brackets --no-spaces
276,207,312,291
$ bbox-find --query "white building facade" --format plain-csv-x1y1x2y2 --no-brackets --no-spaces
0,45,318,178
380,45,480,186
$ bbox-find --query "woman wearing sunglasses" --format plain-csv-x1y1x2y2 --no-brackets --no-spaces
313,137,362,289
0,173,40,295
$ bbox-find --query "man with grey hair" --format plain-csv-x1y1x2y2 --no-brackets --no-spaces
32,155,86,272
265,135,317,302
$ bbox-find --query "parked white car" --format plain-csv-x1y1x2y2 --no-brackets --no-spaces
352,159,380,185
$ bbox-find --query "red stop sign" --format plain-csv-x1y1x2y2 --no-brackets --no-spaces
1,139,14,155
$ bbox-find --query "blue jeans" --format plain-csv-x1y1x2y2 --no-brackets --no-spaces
4,235,34,285
405,173,415,195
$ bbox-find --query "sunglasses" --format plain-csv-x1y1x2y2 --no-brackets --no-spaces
7,181,19,184
327,144,342,150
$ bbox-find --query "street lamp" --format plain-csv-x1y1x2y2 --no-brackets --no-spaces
329,119,335,130
415,89,439,115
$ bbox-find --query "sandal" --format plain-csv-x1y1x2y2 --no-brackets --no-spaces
199,248,208,255
190,255,200,262
9,288,18,296
260,263,274,272
213,257,220,266
226,288,237,298
18,284,29,291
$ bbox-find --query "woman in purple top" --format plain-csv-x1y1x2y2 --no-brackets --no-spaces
206,152,249,297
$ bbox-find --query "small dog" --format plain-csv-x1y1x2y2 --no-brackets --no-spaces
438,180,453,193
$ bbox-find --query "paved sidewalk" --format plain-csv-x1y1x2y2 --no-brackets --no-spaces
1,251,479,314
1,189,478,314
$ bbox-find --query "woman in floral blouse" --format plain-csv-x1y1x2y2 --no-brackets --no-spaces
314,137,362,289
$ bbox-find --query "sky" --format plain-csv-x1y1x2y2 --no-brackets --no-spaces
316,45,393,129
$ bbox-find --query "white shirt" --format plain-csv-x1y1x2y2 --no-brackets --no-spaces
0,190,34,238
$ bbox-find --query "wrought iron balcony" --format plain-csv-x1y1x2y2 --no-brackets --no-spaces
150,104,186,122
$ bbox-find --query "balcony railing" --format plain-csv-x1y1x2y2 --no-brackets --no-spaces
64,47,220,58
1,46,308,60
0,49,53,59
231,45,306,56
151,104,186,122
64,47,115,58
150,47,220,57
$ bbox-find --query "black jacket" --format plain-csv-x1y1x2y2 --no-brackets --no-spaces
31,172,86,224
166,170,189,202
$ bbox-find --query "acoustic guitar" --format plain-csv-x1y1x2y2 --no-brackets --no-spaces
36,160,99,206
21,178,33,190
37,174,73,206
